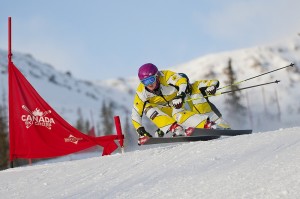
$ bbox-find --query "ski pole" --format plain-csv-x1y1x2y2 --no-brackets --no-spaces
218,63,293,90
219,80,280,95
186,80,280,100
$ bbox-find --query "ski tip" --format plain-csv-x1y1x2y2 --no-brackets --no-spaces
185,127,195,137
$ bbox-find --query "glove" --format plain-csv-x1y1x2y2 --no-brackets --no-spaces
172,92,186,109
137,127,152,137
206,86,217,95
155,128,164,137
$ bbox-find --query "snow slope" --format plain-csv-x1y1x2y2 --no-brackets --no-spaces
1,127,299,199
100,36,300,132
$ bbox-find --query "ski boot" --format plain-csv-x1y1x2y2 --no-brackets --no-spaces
204,118,217,129
169,123,194,137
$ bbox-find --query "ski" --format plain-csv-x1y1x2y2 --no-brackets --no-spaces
142,135,220,145
190,128,252,136
141,128,252,145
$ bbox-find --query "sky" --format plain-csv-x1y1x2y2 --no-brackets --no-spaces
0,127,299,198
0,0,300,81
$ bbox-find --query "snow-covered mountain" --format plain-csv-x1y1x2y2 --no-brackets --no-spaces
1,36,300,136
0,50,135,136
169,36,300,131
1,127,299,198
99,36,300,132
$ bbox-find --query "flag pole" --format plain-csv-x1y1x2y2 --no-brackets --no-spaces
8,17,12,64
114,116,125,154
8,17,14,168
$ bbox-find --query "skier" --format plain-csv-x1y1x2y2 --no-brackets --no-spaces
178,73,231,129
131,63,214,144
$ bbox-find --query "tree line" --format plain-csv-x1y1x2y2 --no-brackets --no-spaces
75,101,127,136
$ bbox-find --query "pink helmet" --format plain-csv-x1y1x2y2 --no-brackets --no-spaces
138,63,158,80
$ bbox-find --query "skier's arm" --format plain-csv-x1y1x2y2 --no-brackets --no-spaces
164,70,188,94
131,94,153,137
164,70,188,109
197,79,219,88
131,84,149,134
131,95,145,130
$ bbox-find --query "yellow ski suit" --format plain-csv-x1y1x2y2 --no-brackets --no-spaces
131,70,208,135
187,80,219,114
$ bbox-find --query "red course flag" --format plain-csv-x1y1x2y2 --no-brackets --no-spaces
9,62,118,161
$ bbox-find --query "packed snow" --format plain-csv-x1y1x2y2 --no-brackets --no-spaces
0,127,299,199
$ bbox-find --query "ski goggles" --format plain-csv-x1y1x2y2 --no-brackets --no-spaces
141,75,156,86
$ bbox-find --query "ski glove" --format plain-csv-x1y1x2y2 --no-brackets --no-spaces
172,92,186,109
206,86,217,95
137,127,152,137
155,128,164,137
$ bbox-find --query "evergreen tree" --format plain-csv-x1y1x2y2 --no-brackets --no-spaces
100,101,107,136
96,121,101,136
123,113,136,148
124,114,130,135
223,58,247,128
100,101,114,135
84,120,90,134
0,105,8,170
75,107,85,132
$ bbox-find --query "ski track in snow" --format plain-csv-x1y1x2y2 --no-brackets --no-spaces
0,127,300,199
